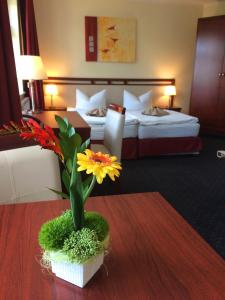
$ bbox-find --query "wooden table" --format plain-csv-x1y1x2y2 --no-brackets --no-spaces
0,192,225,299
32,111,90,141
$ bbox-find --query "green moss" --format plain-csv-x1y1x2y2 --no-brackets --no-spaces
84,211,109,241
62,228,103,263
38,210,109,252
38,210,73,251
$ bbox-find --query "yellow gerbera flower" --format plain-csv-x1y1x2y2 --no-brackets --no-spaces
77,149,122,184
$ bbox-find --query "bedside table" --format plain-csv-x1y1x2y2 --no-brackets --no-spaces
44,106,67,111
167,107,182,112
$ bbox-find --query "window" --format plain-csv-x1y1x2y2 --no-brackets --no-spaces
7,0,24,95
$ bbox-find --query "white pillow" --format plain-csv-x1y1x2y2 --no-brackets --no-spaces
123,90,152,111
76,89,106,110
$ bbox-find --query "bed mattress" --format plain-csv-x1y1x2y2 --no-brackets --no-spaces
138,123,200,139
90,124,138,140
75,108,200,140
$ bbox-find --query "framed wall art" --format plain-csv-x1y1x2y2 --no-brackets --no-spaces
85,16,136,63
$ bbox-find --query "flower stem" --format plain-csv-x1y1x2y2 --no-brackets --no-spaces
83,176,96,204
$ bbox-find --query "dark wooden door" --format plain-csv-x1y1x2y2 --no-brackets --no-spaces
217,44,225,130
190,16,225,133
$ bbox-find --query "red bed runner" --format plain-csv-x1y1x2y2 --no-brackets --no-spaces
138,137,202,157
91,136,202,160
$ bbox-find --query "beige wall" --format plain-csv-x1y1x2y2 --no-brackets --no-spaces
203,2,225,17
34,0,203,112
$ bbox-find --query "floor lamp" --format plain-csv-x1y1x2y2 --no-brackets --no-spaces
18,55,47,113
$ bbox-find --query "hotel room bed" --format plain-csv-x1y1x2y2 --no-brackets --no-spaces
75,108,202,159
44,77,203,159
127,110,202,157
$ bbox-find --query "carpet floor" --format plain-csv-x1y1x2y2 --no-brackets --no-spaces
92,135,225,260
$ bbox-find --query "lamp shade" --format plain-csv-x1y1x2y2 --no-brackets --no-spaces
46,84,58,96
18,55,47,80
164,85,176,96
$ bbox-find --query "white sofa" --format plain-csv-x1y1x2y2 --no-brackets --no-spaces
0,145,62,204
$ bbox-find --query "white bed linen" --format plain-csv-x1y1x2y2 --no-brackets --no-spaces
76,109,139,126
72,107,200,140
90,124,138,140
138,123,200,139
127,110,199,126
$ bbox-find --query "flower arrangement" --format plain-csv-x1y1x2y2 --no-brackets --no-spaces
1,116,121,287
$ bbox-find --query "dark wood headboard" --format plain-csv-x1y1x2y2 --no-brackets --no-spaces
44,77,175,86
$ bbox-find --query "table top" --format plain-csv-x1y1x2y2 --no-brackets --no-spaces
32,111,90,141
0,192,225,299
32,111,90,130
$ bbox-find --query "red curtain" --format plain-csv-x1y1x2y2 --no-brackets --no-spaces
0,0,22,125
18,0,45,110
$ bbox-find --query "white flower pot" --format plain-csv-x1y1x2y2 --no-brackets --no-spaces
51,252,104,288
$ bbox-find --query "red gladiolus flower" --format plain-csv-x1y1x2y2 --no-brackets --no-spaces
20,119,63,160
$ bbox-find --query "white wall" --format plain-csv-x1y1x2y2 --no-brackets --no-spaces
34,0,203,112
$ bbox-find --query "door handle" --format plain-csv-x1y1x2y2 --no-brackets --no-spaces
221,73,225,77
218,73,222,77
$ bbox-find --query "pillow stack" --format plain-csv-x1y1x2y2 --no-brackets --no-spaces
75,88,152,112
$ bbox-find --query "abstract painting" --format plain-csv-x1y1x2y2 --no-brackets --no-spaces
85,16,136,63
